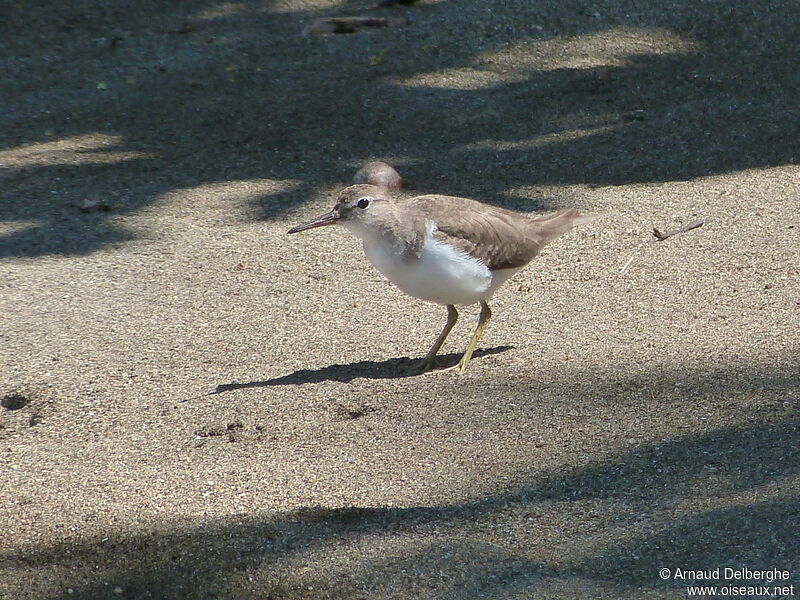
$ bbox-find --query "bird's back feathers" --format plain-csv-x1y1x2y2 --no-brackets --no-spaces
404,195,593,271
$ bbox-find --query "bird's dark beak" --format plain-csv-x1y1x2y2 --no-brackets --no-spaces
287,209,339,234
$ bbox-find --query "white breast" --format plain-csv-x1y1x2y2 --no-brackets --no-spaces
362,224,501,306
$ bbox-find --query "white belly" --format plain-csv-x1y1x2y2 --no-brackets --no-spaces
363,234,516,306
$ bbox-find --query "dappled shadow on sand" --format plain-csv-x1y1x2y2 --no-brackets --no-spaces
5,353,798,599
208,345,513,391
5,415,797,599
2,0,799,256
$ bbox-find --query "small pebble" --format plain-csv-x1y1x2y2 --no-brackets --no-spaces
79,198,112,213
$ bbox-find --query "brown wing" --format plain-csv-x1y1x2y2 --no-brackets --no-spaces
404,195,587,271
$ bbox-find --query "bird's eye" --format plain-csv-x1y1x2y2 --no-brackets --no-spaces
357,198,370,209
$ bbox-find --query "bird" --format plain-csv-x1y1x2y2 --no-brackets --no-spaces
288,183,594,373
352,161,406,193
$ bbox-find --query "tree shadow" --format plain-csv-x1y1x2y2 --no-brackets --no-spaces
580,497,800,588
513,417,800,508
4,430,796,599
4,363,797,598
2,0,798,256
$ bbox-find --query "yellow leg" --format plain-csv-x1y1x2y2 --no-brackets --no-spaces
448,301,492,374
414,304,458,372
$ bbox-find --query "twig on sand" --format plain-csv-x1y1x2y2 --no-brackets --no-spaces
620,218,705,273
652,219,704,242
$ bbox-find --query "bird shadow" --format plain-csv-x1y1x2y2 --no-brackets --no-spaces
206,345,514,393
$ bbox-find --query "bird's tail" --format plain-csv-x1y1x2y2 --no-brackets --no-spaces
530,208,598,246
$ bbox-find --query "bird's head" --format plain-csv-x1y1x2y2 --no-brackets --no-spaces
287,184,392,237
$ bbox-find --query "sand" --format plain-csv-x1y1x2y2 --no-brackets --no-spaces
1,1,798,598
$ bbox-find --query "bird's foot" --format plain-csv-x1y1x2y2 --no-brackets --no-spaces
413,356,472,375
442,358,469,375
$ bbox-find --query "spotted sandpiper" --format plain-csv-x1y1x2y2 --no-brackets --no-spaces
288,184,594,373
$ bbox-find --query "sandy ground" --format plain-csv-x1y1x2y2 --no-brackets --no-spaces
1,1,798,598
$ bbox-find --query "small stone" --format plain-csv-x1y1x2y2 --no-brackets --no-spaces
79,198,112,213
